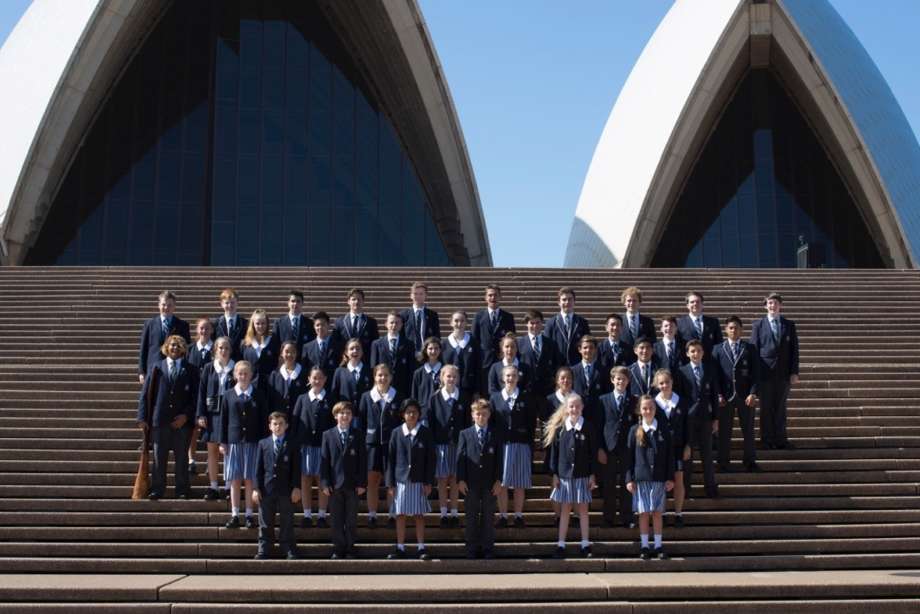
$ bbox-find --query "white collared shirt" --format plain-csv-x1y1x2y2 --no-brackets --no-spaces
166,357,179,372
370,386,397,404
349,362,364,378
448,332,471,349
234,383,254,397
225,315,236,330
441,387,460,402
655,392,680,418
308,388,326,402
555,389,570,405
197,340,213,353
250,335,272,356
402,423,420,437
214,359,234,387
501,387,520,402
280,364,302,381
272,435,285,446
642,418,659,433
424,361,442,374
502,357,520,368
564,416,584,431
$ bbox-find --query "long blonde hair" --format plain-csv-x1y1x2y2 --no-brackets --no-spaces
542,392,582,448
243,309,269,346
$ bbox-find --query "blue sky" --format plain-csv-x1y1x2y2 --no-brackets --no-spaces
1,1,917,267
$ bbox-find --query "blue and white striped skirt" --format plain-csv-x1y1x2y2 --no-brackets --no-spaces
633,481,666,514
224,442,259,482
300,445,322,478
393,481,431,516
435,443,458,479
501,443,532,489
550,477,593,504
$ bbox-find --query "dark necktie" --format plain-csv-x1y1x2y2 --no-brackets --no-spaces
490,310,497,329
291,317,299,339
693,365,702,387
274,438,283,457
630,314,638,337
415,310,423,347
771,319,780,342
478,428,485,447
732,342,739,361
318,339,325,355
641,364,649,389
389,338,397,356
161,318,170,338
169,361,178,383
352,369,360,382
240,392,249,402
340,430,347,447
533,336,541,359
616,395,624,412
585,364,592,384
431,369,439,385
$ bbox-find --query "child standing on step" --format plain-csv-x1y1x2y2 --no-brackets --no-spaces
252,411,301,560
441,310,479,399
331,338,372,408
268,341,310,422
423,364,469,527
320,401,367,559
456,399,503,559
196,336,235,500
360,364,403,528
186,317,214,476
411,336,443,404
488,333,531,395
654,369,689,527
291,366,334,528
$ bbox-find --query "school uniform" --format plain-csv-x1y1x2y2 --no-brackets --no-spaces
186,340,213,369
750,315,799,449
456,423,504,557
489,388,537,489
423,388,470,478
360,387,403,474
676,314,723,364
220,385,269,482
441,333,480,396
487,358,532,396
712,339,759,468
386,423,436,515
676,362,721,496
547,416,598,504
301,335,340,390
369,334,415,397
330,362,372,407
544,389,571,421
628,359,661,398
401,306,441,357
472,307,516,397
625,420,675,514
242,335,280,391
320,425,367,557
291,389,335,477
271,313,315,359
255,433,301,558
196,360,235,444
267,364,310,421
571,360,609,427
411,362,442,405
137,357,199,498
213,314,248,361
138,315,191,377
517,333,562,397
654,338,682,374
334,313,379,362
654,392,689,473
598,390,637,525
597,337,636,379
544,311,591,366
619,312,657,347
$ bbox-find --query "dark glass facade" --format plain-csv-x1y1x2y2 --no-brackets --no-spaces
651,70,884,268
27,0,451,266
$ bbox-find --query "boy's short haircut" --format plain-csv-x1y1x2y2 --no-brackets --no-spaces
662,316,678,327
578,334,597,348
620,286,642,303
219,288,239,301
160,334,188,356
558,286,576,299
268,411,287,424
346,288,365,300
410,281,428,293
685,339,703,351
611,365,631,380
332,401,354,416
485,283,502,295
764,291,784,304
312,311,330,323
524,309,544,324
158,290,177,302
685,291,704,303
605,313,623,325
288,290,304,302
471,399,492,415
725,315,743,327
633,336,653,348
387,309,403,320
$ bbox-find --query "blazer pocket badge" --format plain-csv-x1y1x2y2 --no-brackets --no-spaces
349,449,356,456
284,455,289,462
488,446,494,453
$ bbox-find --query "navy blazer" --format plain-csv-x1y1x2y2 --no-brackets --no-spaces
677,362,721,421
220,387,269,444
333,313,379,360
271,314,316,357
386,424,436,487
547,420,598,480
544,390,568,421
544,312,591,366
625,423,675,484
400,307,441,354
599,390,637,453
471,308,516,369
255,435,301,497
411,364,442,405
456,425,504,491
137,359,199,427
441,335,480,393
359,390,404,447
571,361,610,427
489,390,537,446
138,316,191,375
517,334,562,397
597,337,636,378
750,316,799,380
330,364,373,405
212,315,248,361
196,362,235,421
369,335,415,397
186,343,213,369
676,314,723,363
423,390,470,445
267,368,311,420
301,336,340,389
655,395,689,451
291,391,336,448
242,336,281,386
628,359,661,398
320,426,368,491
619,312,657,347
712,339,759,401
488,360,532,396
653,338,682,374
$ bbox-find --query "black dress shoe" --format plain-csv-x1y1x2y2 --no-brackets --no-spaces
602,518,615,528
346,550,358,559
465,551,478,560
418,548,431,560
552,546,565,559
316,517,328,528
203,488,219,501
330,552,344,560
254,551,269,560
439,516,450,529
175,492,189,500
674,515,685,528
746,462,762,473
640,547,651,560
581,545,593,558
655,548,669,560
367,516,378,529
245,516,257,529
705,486,720,499
777,441,795,450
225,516,241,529
301,516,314,528
496,517,508,528
513,516,525,528
147,492,162,501
188,461,198,475
482,550,495,559
387,548,406,559
451,516,461,528
285,551,300,560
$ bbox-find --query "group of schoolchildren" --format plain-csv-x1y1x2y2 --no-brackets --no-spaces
136,282,800,561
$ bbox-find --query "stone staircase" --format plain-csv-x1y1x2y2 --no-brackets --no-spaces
1,266,919,610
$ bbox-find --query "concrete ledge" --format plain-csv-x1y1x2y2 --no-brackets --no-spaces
0,574,183,602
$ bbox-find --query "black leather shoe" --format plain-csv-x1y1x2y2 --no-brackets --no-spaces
387,548,406,560
640,547,651,560
316,517,328,528
285,551,300,560
482,550,495,559
254,551,269,560
495,517,508,528
746,462,762,473
705,486,720,499
674,515,685,528
203,488,219,501
301,516,313,528
465,551,478,560
439,516,450,529
418,548,431,560
245,516,257,529
330,552,344,560
552,546,565,559
225,516,241,529
513,516,525,528
451,516,460,528
581,545,593,558
386,516,395,528
175,492,189,500
188,461,198,475
367,516,378,529
655,548,669,560
147,492,161,501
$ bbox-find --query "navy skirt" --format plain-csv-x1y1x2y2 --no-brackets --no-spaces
435,443,458,479
199,413,223,444
367,443,388,474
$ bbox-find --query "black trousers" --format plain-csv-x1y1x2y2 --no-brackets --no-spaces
759,377,791,446
329,488,359,555
718,397,756,467
684,416,717,493
152,424,190,496
464,486,496,554
602,447,633,524
258,493,296,555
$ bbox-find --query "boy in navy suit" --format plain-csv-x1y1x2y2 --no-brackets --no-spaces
401,282,441,360
138,290,191,384
598,366,636,527
619,287,656,347
370,311,415,397
677,340,721,498
713,316,759,472
136,335,199,500
628,338,660,397
654,317,681,374
750,292,800,450
335,288,379,361
320,401,367,559
676,291,722,365
302,312,340,390
271,290,315,359
252,412,301,560
213,288,247,361
457,399,504,559
545,287,591,366
472,284,516,397
516,309,561,398
597,314,635,376
571,336,608,427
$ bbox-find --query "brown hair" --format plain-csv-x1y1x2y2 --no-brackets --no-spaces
621,286,643,304
635,395,655,448
339,338,363,367
159,335,188,357
332,401,354,416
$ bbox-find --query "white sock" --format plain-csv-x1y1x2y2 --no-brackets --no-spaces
303,509,312,518
557,539,565,548
417,541,426,550
245,507,253,517
450,508,459,517
368,510,377,519
654,534,663,549
514,512,523,519
500,512,508,519
318,509,327,518
440,506,448,517
640,534,649,548
209,480,218,490
231,507,239,517
397,543,405,552
580,539,590,549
